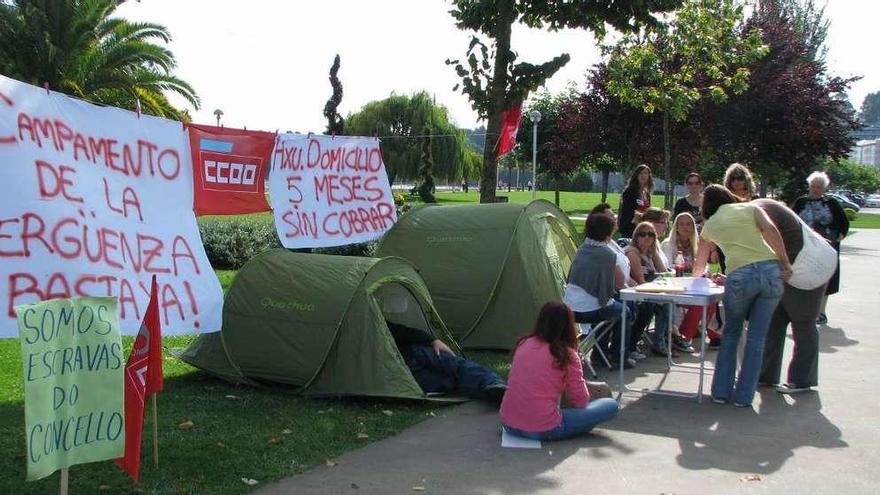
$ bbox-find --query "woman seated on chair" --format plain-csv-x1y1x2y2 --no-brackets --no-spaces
501,302,619,441
661,212,720,351
625,222,674,357
563,212,634,368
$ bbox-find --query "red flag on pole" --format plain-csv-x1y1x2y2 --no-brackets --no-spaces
495,101,523,159
115,276,163,481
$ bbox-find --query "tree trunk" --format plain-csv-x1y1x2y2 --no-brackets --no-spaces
663,111,673,209
479,0,514,204
555,176,560,206
601,169,609,203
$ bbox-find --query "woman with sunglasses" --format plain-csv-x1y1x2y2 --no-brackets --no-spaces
674,172,705,229
693,185,791,408
625,222,673,357
618,164,653,238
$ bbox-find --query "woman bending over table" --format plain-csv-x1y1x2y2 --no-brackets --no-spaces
693,185,791,408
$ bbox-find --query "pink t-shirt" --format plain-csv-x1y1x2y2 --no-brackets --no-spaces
499,336,590,432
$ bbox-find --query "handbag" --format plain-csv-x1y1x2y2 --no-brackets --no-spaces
788,221,838,290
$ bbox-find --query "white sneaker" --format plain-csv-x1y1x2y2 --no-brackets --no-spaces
776,384,812,394
629,351,647,361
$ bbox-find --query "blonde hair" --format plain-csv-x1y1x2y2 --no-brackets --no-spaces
631,221,660,256
723,162,756,199
668,213,698,259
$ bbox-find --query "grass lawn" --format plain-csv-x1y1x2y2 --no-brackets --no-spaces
431,190,666,217
851,213,880,229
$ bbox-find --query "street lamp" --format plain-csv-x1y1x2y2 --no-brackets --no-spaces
529,110,541,200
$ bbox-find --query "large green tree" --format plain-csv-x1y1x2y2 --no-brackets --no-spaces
606,0,768,207
0,0,198,119
344,92,480,186
447,0,682,203
860,91,880,124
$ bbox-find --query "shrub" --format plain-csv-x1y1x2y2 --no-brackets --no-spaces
199,217,380,269
844,208,857,221
198,218,281,270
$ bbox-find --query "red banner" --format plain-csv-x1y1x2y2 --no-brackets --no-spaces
495,101,522,159
187,124,275,215
115,275,163,482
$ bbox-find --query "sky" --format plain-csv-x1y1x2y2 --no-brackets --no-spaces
118,0,879,133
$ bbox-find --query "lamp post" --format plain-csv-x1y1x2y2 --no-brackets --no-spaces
529,110,541,200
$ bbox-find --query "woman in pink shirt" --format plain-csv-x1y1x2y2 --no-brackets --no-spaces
500,302,619,440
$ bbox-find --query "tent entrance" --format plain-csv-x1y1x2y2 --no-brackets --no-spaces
374,282,434,338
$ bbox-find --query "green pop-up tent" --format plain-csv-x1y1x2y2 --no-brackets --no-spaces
376,200,579,350
178,250,459,399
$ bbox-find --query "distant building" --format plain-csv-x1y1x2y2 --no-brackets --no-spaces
849,139,880,167
851,122,880,141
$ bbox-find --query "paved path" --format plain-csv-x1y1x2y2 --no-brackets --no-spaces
260,230,880,495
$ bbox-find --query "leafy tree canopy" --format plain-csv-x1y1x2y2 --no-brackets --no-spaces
447,0,682,202
344,92,480,185
0,0,198,119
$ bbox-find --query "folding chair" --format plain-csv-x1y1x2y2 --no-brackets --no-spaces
577,318,618,378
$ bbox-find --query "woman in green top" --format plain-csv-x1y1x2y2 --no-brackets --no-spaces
693,185,792,407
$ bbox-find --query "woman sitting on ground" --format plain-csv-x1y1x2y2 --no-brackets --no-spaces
661,212,720,350
563,212,633,368
625,222,673,357
500,302,619,441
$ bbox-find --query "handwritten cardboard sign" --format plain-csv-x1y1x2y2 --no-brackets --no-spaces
17,297,124,481
0,75,223,337
268,134,396,248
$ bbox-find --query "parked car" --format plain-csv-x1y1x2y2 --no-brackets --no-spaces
865,194,880,208
827,193,860,211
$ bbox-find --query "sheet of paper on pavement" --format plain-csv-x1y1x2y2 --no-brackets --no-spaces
501,428,542,449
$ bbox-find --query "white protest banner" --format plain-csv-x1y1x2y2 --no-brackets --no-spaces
269,134,396,248
0,75,223,338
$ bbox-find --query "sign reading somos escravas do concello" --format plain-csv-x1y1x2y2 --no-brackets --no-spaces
0,74,223,338
16,297,124,481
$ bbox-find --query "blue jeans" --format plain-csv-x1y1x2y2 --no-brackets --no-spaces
711,261,784,405
574,300,632,358
404,344,504,400
503,398,619,441
631,301,670,351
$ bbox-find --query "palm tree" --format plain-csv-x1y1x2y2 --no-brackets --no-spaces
0,0,199,119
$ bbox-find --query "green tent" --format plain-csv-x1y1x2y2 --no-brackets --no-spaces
376,200,579,350
178,249,459,399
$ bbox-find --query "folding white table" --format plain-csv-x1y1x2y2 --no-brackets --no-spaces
616,280,724,403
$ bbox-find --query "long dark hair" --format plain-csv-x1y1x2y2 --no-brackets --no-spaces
624,164,653,197
701,184,741,220
514,301,578,369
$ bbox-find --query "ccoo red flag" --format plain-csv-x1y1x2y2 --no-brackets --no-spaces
494,101,523,159
187,124,276,215
115,275,163,481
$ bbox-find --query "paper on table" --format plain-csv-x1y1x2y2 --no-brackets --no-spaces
501,428,542,449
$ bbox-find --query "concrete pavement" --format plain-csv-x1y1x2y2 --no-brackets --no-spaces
260,229,880,495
